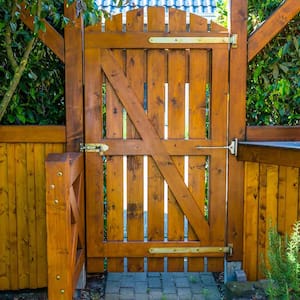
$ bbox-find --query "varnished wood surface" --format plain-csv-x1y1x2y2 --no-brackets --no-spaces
238,142,300,167
243,161,299,280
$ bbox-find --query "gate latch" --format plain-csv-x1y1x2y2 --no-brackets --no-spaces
80,143,109,156
195,138,238,156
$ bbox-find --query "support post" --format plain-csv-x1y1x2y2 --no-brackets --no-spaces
227,0,248,262
46,154,73,299
64,1,84,151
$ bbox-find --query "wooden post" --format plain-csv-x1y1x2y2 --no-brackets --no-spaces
64,1,84,151
227,0,248,261
46,153,73,300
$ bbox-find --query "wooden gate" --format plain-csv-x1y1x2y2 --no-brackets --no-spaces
84,7,234,273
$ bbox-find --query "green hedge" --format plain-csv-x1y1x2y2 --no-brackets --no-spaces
247,0,300,125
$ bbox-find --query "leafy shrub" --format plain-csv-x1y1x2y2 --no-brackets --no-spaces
217,0,300,125
247,0,300,125
264,221,300,299
0,39,65,125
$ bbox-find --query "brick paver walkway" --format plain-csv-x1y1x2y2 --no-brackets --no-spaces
104,272,221,300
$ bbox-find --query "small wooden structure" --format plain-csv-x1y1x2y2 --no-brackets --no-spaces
0,0,299,299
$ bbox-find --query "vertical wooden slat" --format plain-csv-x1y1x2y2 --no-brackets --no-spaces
84,47,104,272
7,144,18,289
228,0,247,262
208,46,229,271
126,8,145,272
284,167,299,234
105,13,125,272
36,144,47,287
264,165,279,272
278,166,288,235
257,164,267,278
15,143,29,289
243,162,259,281
188,13,208,272
167,8,186,272
0,144,9,289
147,6,165,272
208,152,227,271
210,48,228,144
26,144,37,288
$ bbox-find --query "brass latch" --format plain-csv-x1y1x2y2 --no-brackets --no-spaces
149,244,233,256
80,143,109,156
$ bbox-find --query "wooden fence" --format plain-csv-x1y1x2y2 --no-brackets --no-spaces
238,140,300,280
46,152,85,299
0,125,299,292
0,126,65,290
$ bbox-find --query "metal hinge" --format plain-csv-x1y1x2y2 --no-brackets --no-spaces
149,244,233,256
149,34,238,47
195,138,238,156
80,143,109,156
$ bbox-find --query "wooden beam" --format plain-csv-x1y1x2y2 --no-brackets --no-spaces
0,126,66,143
248,0,300,61
64,1,84,151
228,0,248,261
20,5,65,62
246,126,300,141
237,143,300,167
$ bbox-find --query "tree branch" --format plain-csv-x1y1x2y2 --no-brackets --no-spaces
0,0,42,122
5,0,18,70
0,36,36,121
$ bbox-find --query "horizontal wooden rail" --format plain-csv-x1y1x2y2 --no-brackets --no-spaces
246,126,300,141
237,141,300,167
0,126,66,143
46,153,85,300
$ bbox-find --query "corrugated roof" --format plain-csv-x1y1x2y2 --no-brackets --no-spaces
97,0,216,18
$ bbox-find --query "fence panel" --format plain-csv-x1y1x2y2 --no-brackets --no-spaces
0,126,65,290
240,142,300,280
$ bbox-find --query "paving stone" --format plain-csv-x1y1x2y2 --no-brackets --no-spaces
162,294,178,300
120,287,134,296
148,277,162,288
177,287,192,298
200,273,217,286
135,281,148,293
192,295,207,300
107,273,123,281
148,289,163,299
134,272,147,281
120,295,135,300
163,287,177,295
104,293,120,300
135,294,149,300
148,272,161,277
120,278,135,288
105,285,120,294
175,277,190,288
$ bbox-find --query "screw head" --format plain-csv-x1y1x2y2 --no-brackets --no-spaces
50,184,55,189
57,171,63,176
54,199,59,204
56,275,61,280
60,289,65,294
